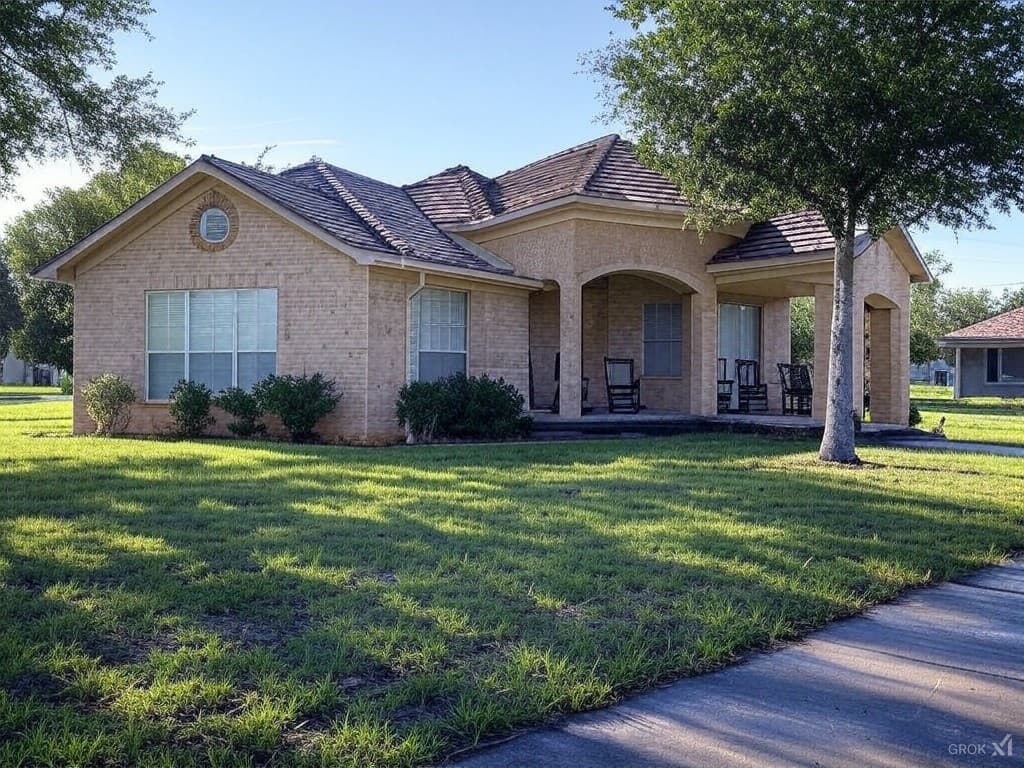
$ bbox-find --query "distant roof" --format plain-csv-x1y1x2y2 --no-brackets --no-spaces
942,306,1024,341
710,210,873,263
405,134,686,225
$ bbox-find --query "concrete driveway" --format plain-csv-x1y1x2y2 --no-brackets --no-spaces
452,560,1024,768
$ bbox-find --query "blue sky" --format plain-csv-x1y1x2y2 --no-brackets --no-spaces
2,0,1021,290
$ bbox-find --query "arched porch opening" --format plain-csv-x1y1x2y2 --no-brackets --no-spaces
862,292,903,424
528,268,703,418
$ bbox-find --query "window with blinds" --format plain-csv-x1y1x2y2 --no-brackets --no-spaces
408,288,467,382
145,289,277,400
643,303,683,376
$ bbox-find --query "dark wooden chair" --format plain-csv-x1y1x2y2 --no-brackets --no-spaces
551,352,589,414
777,362,813,416
717,357,734,413
735,359,768,413
604,357,641,413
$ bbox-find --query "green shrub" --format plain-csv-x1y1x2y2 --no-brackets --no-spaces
168,379,215,438
58,373,73,395
397,373,531,442
254,373,341,442
82,373,135,436
213,387,266,438
908,403,922,427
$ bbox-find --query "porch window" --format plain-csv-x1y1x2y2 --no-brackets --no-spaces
718,303,762,373
992,347,1024,383
409,288,467,382
146,289,277,400
643,303,682,376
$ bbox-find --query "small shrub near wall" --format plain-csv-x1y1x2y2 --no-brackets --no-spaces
82,373,136,436
253,373,341,443
397,373,532,442
213,387,266,438
168,380,216,438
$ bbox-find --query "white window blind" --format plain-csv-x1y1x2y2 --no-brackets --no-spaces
409,288,467,382
643,303,683,376
146,289,277,400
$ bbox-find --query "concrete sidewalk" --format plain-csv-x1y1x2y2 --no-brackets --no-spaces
452,560,1024,768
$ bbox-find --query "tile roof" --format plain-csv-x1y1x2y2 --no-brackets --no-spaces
404,135,687,225
206,156,510,274
710,210,873,263
943,306,1024,340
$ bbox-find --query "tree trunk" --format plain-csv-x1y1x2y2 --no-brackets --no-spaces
818,217,859,463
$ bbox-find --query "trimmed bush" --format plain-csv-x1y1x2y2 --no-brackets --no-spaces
908,403,922,427
168,379,215,438
213,387,267,438
397,373,531,442
254,373,341,442
59,374,73,395
82,373,135,436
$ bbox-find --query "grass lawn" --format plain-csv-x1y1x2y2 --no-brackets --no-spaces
910,383,1024,446
0,384,62,396
2,400,1023,767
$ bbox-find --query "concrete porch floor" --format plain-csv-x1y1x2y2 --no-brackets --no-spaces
531,408,911,437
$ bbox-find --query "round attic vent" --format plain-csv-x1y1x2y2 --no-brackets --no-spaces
199,207,230,243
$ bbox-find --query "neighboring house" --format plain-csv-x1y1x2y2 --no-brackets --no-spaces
32,135,930,442
938,306,1024,398
910,358,954,386
1,351,60,386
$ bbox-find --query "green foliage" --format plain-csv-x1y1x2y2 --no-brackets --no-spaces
0,256,21,360
168,380,215,438
253,373,341,442
81,372,135,435
908,403,922,427
594,0,1024,461
790,297,814,365
213,387,266,438
58,374,73,395
0,0,189,196
397,373,532,442
4,144,186,372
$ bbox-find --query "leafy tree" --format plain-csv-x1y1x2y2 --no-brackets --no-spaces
594,0,1024,462
0,0,188,196
0,256,22,360
938,286,996,334
790,297,814,366
5,145,187,371
997,285,1024,313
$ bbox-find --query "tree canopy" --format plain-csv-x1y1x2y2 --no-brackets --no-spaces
5,144,187,372
595,0,1024,461
0,255,21,361
0,0,188,196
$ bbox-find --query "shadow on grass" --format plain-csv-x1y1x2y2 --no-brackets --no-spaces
1,429,1023,765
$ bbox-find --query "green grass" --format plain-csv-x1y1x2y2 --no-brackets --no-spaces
0,384,62,396
2,400,1023,767
911,383,1024,446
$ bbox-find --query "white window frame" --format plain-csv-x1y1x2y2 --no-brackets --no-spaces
642,302,683,378
407,287,469,382
199,208,230,243
145,288,277,401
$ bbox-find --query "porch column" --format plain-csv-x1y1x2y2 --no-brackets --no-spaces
866,306,909,425
812,285,832,420
761,298,791,410
558,280,583,419
690,290,718,416
853,301,866,418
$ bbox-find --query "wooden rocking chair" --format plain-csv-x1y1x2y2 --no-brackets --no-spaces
777,363,813,416
604,357,641,413
717,357,734,413
735,359,769,413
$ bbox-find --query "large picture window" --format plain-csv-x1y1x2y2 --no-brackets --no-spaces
146,289,277,400
643,303,682,376
409,288,467,382
988,347,1024,383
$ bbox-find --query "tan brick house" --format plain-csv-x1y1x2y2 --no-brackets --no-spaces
34,135,930,441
